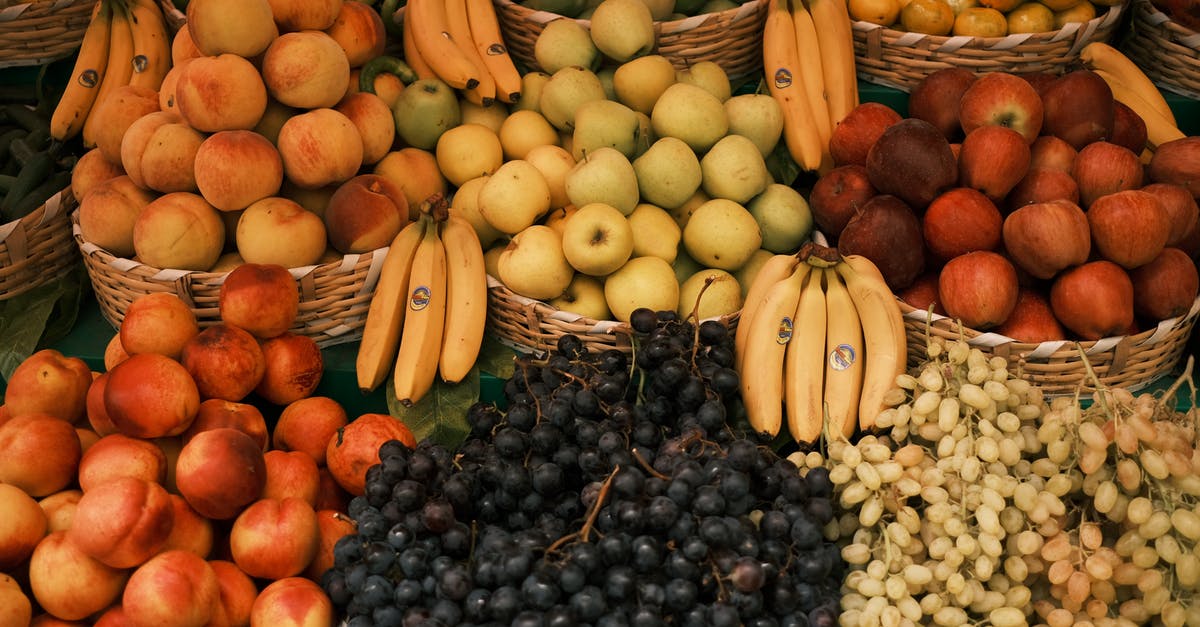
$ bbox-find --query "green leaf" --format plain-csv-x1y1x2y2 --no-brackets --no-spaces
0,275,77,384
476,334,517,380
767,141,802,189
385,371,477,450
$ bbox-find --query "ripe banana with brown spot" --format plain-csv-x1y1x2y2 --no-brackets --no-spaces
405,0,482,91
739,261,813,437
127,0,171,91
82,0,135,147
438,215,489,384
356,217,429,393
783,265,827,444
50,0,112,141
835,254,908,432
734,252,800,375
393,219,449,406
444,0,497,106
465,0,523,104
822,266,864,440
762,0,824,172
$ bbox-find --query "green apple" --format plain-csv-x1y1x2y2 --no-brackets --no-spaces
650,82,728,153
640,0,676,19
449,174,505,248
682,198,762,271
674,60,732,102
539,66,608,132
613,55,677,115
700,134,770,204
733,248,776,297
572,99,642,160
604,256,680,322
392,78,461,150
561,202,635,276
549,274,612,320
633,136,702,210
672,242,704,283
724,93,785,157
627,203,680,263
478,159,553,235
633,111,654,157
668,189,710,230
524,0,589,17
460,100,509,134
534,19,600,74
514,71,553,114
498,225,575,300
524,144,576,208
746,183,813,254
565,146,639,215
678,268,742,320
589,0,656,63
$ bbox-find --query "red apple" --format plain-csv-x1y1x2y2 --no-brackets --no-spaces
1050,260,1134,340
1018,71,1058,95
897,272,944,315
922,187,1002,262
1141,183,1200,248
1129,247,1200,322
938,250,1020,330
995,287,1066,344
1001,199,1091,280
957,72,1044,143
808,164,876,241
865,118,958,211
1110,100,1148,156
1039,69,1115,150
1072,141,1144,208
958,125,1031,203
1028,135,1077,173
907,67,977,142
1005,167,1079,212
1177,216,1200,261
828,102,903,167
1088,189,1171,269
1148,136,1200,198
836,194,927,291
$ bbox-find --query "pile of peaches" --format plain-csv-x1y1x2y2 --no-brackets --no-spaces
809,67,1200,344
0,263,413,626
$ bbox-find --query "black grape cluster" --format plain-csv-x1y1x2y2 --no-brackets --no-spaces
323,309,845,627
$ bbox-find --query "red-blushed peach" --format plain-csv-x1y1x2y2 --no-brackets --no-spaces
252,97,300,146
249,576,334,627
158,57,189,114
71,147,125,203
180,324,267,402
218,263,301,339
193,130,285,213
0,572,32,627
181,398,270,451
28,615,88,626
305,509,357,581
334,91,395,166
325,0,386,67
374,147,448,219
160,494,214,559
118,292,199,359
209,559,258,627
255,333,325,406
0,414,82,497
133,191,226,271
77,175,156,258
326,413,417,496
236,196,328,268
314,467,352,513
75,427,100,455
276,108,363,189
185,0,276,57
67,476,174,569
119,110,204,193
229,497,320,579
104,353,201,439
261,31,350,110
91,604,131,627
27,530,130,621
2,349,92,423
175,54,269,133
262,449,321,505
86,84,161,165
77,433,169,491
122,549,222,627
269,0,341,31
0,483,47,570
103,332,130,370
324,173,408,253
175,427,267,520
38,489,82,533
273,396,348,466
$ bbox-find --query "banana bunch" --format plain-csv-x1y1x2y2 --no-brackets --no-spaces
1080,42,1186,153
356,198,489,407
736,245,907,445
761,0,858,174
51,0,171,145
403,0,523,106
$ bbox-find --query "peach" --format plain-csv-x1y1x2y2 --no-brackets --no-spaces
273,396,348,466
236,196,328,268
334,91,395,165
218,263,301,339
276,108,363,189
185,0,277,58
255,333,324,406
175,427,267,520
85,372,119,437
75,427,100,454
180,324,267,401
0,573,32,627
3,348,92,423
325,0,386,67
354,68,405,109
103,332,130,370
158,58,190,113
76,174,156,258
0,414,82,497
374,147,448,219
193,130,284,212
68,476,174,568
314,467,351,512
104,352,201,439
28,530,130,621
119,292,200,359
326,413,416,496
154,436,183,493
324,173,408,253
87,84,160,164
262,31,350,110
77,433,168,491
269,0,341,31
0,483,47,570
71,147,125,203
92,605,132,627
171,24,202,65
209,559,258,627
175,54,269,132
305,509,357,581
252,97,300,146
119,110,205,193
28,615,87,626
229,497,320,579
181,399,269,452
122,549,222,627
38,489,82,533
249,576,334,627
133,191,226,271
262,450,321,505
160,494,214,559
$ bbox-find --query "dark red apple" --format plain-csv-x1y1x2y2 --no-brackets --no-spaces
898,272,944,315
1088,189,1171,269
1028,135,1077,173
1129,247,1200,322
1141,183,1200,248
1001,199,1091,280
1177,216,1200,261
836,194,926,291
808,164,877,240
1110,100,1148,156
907,67,977,142
958,72,1044,143
1039,69,1115,150
937,250,1020,330
1148,136,1200,198
922,187,1002,262
1050,260,1134,340
865,118,958,211
1071,141,1144,207
995,287,1066,344
1017,71,1058,95
1006,167,1080,212
958,124,1031,203
828,102,904,168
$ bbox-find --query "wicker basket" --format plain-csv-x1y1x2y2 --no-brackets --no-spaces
897,296,1200,395
0,0,95,69
70,210,389,348
1121,0,1200,99
492,0,768,80
0,186,79,301
851,2,1127,91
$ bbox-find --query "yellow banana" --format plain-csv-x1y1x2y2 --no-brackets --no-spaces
740,262,813,437
445,0,497,106
734,252,800,375
82,1,135,148
790,0,833,172
1092,68,1186,150
127,0,171,92
402,6,439,82
763,0,824,172
438,215,489,384
835,254,908,432
406,0,482,91
1080,42,1176,125
465,0,523,104
50,0,112,141
784,266,827,444
357,218,429,393
393,220,449,407
808,0,859,130
822,266,864,440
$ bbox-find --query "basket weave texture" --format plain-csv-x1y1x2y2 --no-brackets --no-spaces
1122,0,1200,99
492,0,768,80
0,187,79,301
898,297,1200,396
71,210,389,347
851,2,1127,91
0,0,95,68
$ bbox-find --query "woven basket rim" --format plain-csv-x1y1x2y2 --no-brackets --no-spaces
0,186,78,300
1132,0,1199,38
491,0,766,29
0,0,95,68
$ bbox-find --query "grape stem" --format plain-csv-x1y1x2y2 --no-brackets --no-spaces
631,447,669,480
546,465,620,554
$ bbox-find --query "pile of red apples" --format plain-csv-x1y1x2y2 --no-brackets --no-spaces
810,67,1200,343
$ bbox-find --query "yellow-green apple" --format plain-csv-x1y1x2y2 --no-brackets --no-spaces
1028,135,1077,173
1050,260,1134,340
907,67,976,142
460,100,509,134
122,549,222,627
921,187,1002,263
497,225,575,300
175,427,267,520
1148,136,1200,198
435,123,504,187
67,476,174,568
324,174,408,254
542,205,578,236
392,78,462,150
186,0,276,57
677,268,742,320
865,118,957,211
514,70,552,114
682,198,763,272
565,146,639,215
1006,165,1080,212
249,576,334,627
1088,189,1171,269
828,101,904,167
1130,247,1200,321
588,0,655,62
498,109,560,161
449,175,506,248
650,82,728,153
229,497,320,580
995,288,1066,343
104,353,201,439
723,93,784,157
478,159,553,235
669,189,710,230
937,250,1019,330
133,191,226,271
627,203,681,262
534,18,600,73
192,130,284,212
2,349,92,424
0,483,46,570
675,61,732,102
237,196,329,267
28,530,130,621
1073,140,1145,208
836,194,926,290
605,256,680,322
373,147,449,217
1001,199,1091,279
1040,69,1114,150
672,244,704,286
1141,183,1199,248
549,274,612,320
539,66,608,133
572,99,642,160
561,202,635,276
1109,100,1148,156
700,134,770,204
733,248,774,298
633,136,702,210
219,262,301,339
525,143,576,209
746,183,813,254
613,54,677,115
808,164,876,241
180,323,268,402
957,71,1044,143
77,433,169,491
958,124,1031,203
0,414,81,497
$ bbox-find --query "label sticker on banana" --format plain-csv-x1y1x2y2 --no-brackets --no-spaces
773,67,794,89
410,286,432,311
829,343,857,371
775,317,794,344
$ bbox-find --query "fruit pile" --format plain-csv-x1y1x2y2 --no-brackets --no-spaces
848,0,1119,37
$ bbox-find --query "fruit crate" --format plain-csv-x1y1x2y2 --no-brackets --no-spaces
1121,0,1200,99
0,0,95,69
0,186,79,301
